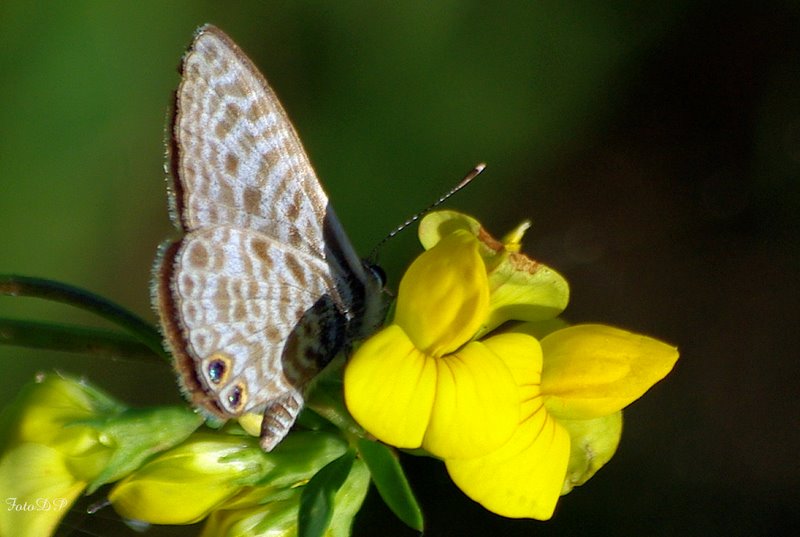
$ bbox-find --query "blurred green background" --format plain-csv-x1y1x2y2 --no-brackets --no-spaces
2,1,799,536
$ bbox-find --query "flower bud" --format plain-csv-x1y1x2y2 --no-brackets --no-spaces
109,430,349,525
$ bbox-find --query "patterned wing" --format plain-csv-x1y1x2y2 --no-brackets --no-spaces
156,225,348,449
156,25,389,451
171,25,329,259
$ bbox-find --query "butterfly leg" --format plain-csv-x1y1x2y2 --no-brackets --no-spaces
259,389,304,451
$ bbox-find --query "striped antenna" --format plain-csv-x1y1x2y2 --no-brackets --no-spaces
368,162,486,263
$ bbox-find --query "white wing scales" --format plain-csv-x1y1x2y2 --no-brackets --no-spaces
154,25,385,451
173,25,328,257
171,225,340,406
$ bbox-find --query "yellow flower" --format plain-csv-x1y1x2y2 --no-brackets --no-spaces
0,373,203,537
344,230,522,459
345,211,679,521
0,444,85,537
198,459,369,537
108,430,351,526
417,210,570,337
446,323,678,519
200,500,299,537
109,433,269,524
0,374,121,537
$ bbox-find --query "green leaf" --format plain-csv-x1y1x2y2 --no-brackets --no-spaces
298,450,355,537
0,317,163,364
327,459,370,537
357,438,423,531
0,274,167,360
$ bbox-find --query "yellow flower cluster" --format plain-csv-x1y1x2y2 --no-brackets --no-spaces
0,376,115,536
109,430,367,535
0,375,201,535
0,375,365,537
0,210,679,535
344,211,679,519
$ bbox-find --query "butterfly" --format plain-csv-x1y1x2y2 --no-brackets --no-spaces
153,24,388,451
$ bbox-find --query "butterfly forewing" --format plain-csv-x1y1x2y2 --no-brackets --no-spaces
172,26,327,257
155,25,386,451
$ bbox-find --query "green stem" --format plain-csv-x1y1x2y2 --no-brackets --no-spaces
0,318,164,364
0,274,167,361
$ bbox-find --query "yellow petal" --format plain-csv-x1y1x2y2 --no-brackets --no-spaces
109,434,265,524
0,443,85,537
423,341,519,459
445,397,570,520
560,412,623,495
112,474,239,524
14,375,122,445
509,318,571,341
237,413,263,438
344,325,437,448
395,230,489,356
419,210,569,337
481,332,543,389
540,324,679,419
418,210,481,250
500,220,532,252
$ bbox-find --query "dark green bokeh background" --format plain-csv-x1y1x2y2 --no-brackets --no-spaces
2,2,799,536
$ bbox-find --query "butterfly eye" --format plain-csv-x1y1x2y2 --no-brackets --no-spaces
367,263,387,287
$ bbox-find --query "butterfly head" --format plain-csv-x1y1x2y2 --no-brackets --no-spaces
365,262,387,289
351,260,391,341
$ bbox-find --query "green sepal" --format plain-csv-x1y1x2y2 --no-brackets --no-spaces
298,449,356,537
261,431,349,490
357,438,424,531
80,405,204,493
327,458,370,537
295,406,339,432
560,411,623,495
479,250,569,336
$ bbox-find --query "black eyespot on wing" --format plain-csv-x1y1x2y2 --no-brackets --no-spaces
208,359,226,384
227,383,246,411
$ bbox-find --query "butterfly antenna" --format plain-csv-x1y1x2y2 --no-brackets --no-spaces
368,162,486,263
